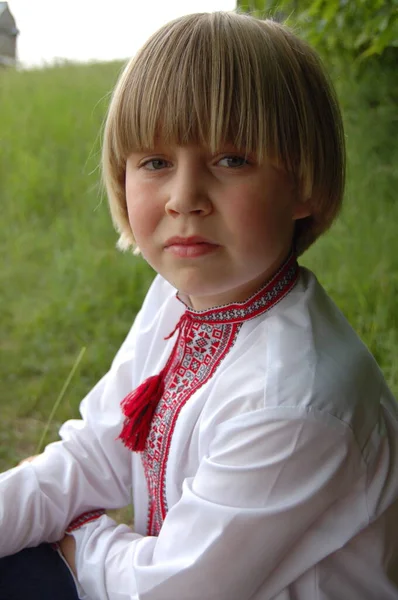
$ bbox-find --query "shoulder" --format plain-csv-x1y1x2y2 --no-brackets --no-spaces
113,274,183,367
265,268,384,404
139,274,178,318
265,268,389,438
205,268,391,449
128,273,182,332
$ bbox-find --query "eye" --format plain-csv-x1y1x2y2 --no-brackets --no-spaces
141,158,170,171
217,155,249,168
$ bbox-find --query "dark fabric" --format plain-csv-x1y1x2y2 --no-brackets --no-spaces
0,543,80,600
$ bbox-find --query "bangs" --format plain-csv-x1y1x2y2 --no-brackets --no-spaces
105,12,309,174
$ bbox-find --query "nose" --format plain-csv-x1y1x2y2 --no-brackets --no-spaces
164,165,212,217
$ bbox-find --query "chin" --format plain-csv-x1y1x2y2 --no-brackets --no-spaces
164,269,218,293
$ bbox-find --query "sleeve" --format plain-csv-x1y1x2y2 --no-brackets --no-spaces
67,406,368,600
0,310,143,559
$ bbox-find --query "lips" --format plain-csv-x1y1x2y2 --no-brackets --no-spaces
164,235,219,258
164,235,215,247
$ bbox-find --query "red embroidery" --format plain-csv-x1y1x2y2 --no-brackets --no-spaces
142,320,241,536
65,509,105,533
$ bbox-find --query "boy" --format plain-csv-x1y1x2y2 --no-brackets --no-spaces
1,11,398,600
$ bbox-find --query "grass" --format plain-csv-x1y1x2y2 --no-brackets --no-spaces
0,61,156,468
0,60,397,472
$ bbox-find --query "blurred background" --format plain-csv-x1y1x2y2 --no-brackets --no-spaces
0,0,397,470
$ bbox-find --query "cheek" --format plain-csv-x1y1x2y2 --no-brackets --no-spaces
225,193,282,233
225,192,295,252
125,183,162,240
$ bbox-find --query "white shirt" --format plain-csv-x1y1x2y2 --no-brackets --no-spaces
1,262,398,600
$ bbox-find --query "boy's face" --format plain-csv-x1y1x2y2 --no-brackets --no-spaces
125,144,310,310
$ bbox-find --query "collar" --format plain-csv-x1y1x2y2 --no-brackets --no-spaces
175,254,299,325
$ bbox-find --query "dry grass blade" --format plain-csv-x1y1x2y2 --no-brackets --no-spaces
35,347,87,454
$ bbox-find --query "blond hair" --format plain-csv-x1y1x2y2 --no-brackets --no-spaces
102,11,345,255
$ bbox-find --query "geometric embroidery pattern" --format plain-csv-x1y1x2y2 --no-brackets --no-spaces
142,318,241,536
65,509,106,533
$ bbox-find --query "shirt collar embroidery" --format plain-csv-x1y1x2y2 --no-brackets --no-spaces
175,253,299,325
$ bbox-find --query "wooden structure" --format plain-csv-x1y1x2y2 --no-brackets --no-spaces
0,2,18,66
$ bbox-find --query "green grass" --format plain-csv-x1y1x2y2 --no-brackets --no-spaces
0,60,397,471
0,62,155,468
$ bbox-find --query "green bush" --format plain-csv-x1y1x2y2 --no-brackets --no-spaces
237,0,398,67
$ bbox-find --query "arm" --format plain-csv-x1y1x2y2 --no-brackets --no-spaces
0,327,138,558
65,407,367,600
0,274,178,558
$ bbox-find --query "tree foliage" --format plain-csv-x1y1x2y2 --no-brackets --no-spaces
237,0,398,63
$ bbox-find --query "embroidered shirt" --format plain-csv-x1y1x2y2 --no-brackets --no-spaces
1,265,398,600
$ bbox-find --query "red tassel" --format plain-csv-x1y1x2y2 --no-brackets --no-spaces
118,372,165,451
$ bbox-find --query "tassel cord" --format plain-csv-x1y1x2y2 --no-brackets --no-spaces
119,313,189,452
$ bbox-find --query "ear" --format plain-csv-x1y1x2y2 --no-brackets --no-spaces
293,198,312,221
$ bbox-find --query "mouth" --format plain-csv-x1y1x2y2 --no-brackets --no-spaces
164,236,219,258
164,236,214,246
